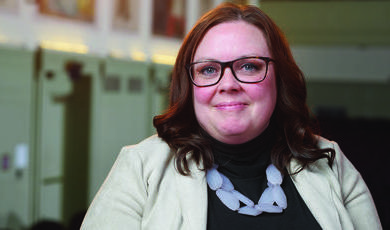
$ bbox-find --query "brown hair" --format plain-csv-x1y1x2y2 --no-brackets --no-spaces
153,3,334,175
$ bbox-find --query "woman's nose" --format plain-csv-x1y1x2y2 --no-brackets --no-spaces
217,68,242,92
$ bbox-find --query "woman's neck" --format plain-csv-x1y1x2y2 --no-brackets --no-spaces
204,125,275,179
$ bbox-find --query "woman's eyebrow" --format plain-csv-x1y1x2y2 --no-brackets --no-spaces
193,54,263,63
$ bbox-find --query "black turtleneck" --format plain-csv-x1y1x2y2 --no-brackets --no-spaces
206,126,322,230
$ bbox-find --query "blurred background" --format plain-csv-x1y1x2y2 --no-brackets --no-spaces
0,0,389,229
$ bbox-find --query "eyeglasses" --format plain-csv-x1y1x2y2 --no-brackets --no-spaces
187,56,275,87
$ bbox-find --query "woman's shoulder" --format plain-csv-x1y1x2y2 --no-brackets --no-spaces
315,135,337,150
123,134,169,151
118,134,174,168
315,136,346,164
292,135,361,189
312,135,359,178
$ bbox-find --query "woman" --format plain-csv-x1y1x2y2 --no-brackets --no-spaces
81,3,381,229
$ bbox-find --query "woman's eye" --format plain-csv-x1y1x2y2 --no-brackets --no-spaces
200,66,218,75
241,63,258,71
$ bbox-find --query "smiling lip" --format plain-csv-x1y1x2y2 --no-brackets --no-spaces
215,102,248,110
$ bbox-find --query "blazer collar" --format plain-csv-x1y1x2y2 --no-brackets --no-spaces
288,159,342,230
174,161,208,230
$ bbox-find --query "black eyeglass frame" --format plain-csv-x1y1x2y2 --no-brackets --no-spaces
186,56,275,87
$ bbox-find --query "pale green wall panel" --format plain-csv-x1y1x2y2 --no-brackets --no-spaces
88,57,152,201
36,62,71,221
261,1,390,45
0,46,34,229
147,63,172,135
307,81,390,119
34,49,101,225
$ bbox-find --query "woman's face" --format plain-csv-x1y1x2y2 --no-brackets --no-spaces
192,21,277,144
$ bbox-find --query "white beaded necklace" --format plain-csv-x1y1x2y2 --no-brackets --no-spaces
206,164,287,216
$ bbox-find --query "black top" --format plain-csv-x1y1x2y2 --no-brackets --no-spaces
206,126,322,230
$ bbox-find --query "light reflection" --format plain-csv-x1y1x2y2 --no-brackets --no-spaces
131,51,147,62
41,40,88,54
151,54,175,65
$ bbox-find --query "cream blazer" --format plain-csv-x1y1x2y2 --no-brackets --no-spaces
81,135,382,230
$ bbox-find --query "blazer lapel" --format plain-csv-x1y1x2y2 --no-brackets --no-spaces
175,162,208,230
288,159,342,230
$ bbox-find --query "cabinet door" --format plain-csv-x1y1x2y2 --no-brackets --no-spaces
147,63,171,135
0,47,34,229
36,63,72,220
35,50,99,224
87,58,151,199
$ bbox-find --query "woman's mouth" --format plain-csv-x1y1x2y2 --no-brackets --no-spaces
215,102,248,111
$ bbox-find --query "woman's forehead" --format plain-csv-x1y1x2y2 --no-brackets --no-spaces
193,21,271,62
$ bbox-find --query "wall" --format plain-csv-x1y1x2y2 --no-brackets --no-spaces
0,45,172,229
261,1,390,46
0,46,34,230
260,1,390,119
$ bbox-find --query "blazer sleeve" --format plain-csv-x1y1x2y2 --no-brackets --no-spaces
81,146,147,230
330,141,382,230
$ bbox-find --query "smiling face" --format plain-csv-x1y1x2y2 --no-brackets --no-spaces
192,21,277,144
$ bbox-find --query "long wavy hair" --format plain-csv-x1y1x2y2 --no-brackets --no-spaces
153,3,335,175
